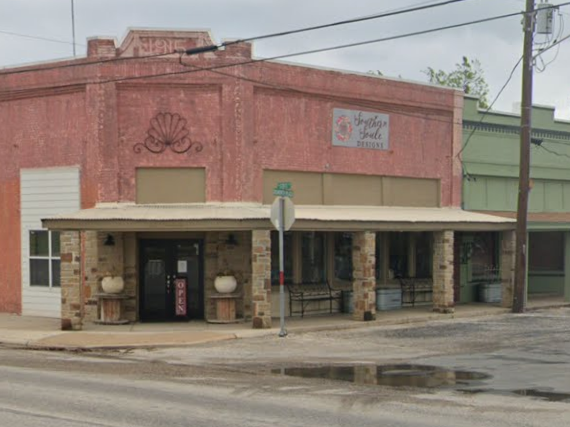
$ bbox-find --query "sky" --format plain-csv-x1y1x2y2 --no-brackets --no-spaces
1,0,569,119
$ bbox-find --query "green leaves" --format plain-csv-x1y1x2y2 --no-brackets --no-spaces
423,56,490,108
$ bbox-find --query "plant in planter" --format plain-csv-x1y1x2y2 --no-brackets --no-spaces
100,268,125,294
214,269,237,294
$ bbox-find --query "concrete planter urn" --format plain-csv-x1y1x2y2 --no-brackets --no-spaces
101,276,125,294
214,275,237,294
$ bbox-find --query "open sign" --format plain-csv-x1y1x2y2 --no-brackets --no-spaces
174,278,187,316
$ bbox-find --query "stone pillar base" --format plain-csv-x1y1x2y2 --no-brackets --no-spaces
432,230,455,312
251,230,272,329
433,307,455,314
352,231,376,322
501,230,515,309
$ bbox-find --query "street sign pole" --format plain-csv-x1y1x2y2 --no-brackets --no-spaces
271,182,294,338
278,196,287,337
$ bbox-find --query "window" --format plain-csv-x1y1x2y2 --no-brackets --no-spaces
470,233,498,280
389,233,409,278
375,233,384,280
415,232,432,278
334,233,353,282
302,232,326,283
529,232,564,272
29,230,60,287
271,231,293,284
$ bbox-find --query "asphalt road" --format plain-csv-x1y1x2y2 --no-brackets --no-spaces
2,308,570,426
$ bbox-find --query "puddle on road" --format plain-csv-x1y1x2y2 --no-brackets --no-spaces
272,364,570,403
513,389,570,402
272,364,489,389
462,388,570,403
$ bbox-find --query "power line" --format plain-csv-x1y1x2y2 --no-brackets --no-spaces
456,55,524,166
176,56,457,127
537,142,570,158
0,0,475,77
0,9,534,96
221,10,527,64
3,1,570,82
0,51,175,77
0,29,84,47
194,0,475,54
533,31,570,58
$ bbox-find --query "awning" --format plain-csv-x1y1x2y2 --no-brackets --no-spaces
42,203,515,232
475,210,570,231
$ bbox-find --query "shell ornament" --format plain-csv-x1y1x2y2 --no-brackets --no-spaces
134,112,204,155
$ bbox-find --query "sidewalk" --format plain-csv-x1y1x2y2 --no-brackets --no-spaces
0,298,567,351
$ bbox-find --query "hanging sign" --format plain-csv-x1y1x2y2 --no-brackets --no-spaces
332,108,390,150
174,278,187,316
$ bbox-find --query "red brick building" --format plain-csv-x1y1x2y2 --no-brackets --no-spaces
0,29,514,328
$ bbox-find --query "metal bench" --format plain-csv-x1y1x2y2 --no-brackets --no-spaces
287,282,342,317
398,277,433,307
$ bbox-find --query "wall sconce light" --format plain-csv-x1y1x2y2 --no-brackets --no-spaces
225,233,238,246
104,234,115,246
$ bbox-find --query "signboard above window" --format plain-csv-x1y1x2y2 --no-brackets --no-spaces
332,108,389,150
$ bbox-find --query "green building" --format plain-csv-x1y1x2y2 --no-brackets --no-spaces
460,95,570,304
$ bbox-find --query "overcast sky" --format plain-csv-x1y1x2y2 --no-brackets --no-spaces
1,0,569,118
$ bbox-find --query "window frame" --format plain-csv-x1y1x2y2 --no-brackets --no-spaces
29,230,61,288
528,231,565,274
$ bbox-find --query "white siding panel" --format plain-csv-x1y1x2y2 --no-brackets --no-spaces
21,167,80,318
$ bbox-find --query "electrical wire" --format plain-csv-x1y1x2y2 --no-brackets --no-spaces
208,0,475,50
0,51,179,77
176,54,457,127
0,0,476,77
456,55,524,164
537,142,570,158
535,8,564,72
0,9,532,96
0,29,85,47
215,0,570,50
2,1,570,81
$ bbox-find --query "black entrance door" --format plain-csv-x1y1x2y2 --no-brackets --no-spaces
139,240,203,321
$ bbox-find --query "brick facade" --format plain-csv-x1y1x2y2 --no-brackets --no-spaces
0,29,471,318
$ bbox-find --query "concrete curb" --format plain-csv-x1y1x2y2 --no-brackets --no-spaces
0,303,566,351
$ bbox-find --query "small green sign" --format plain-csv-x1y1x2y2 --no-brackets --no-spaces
273,182,293,198
273,189,294,198
275,182,292,191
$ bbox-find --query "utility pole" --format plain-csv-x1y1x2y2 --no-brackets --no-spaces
71,0,76,56
513,0,535,313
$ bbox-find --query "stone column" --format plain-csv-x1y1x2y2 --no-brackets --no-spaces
60,231,82,330
500,230,516,309
82,231,99,323
352,231,376,321
251,230,271,328
432,230,455,313
123,233,137,322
